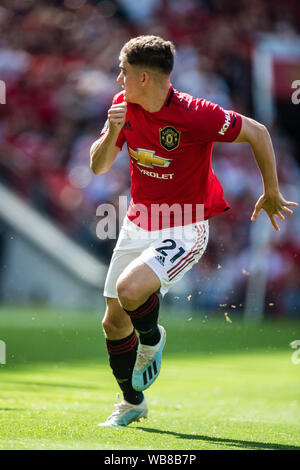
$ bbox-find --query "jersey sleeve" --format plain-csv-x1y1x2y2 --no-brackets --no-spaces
99,92,126,149
194,99,242,143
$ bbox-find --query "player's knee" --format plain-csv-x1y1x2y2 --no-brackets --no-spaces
102,298,133,337
116,278,140,311
102,314,119,337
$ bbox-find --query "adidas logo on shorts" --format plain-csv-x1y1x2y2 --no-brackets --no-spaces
155,255,165,266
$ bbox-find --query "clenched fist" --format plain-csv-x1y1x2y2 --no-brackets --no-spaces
108,102,127,131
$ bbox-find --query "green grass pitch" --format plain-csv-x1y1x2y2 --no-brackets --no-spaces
0,305,299,450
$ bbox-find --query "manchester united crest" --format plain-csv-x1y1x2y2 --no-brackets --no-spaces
159,126,180,151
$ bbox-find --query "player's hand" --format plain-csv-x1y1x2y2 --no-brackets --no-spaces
108,102,127,131
251,191,298,231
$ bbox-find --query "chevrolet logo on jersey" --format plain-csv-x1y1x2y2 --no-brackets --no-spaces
129,148,172,169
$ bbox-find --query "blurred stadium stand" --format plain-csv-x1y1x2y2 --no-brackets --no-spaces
0,0,299,316
0,182,106,308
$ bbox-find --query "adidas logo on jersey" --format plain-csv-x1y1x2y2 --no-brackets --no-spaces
124,120,133,130
155,255,165,266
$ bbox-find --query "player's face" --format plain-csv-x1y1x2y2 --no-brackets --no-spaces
117,58,143,103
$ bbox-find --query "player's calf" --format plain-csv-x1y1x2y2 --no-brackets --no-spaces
116,262,166,391
105,329,144,405
102,298,144,405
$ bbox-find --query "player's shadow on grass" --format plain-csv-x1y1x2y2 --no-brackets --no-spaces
137,427,300,450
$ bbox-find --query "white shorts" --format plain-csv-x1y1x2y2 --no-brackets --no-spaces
103,216,209,298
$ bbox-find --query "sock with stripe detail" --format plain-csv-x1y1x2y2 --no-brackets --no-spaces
105,329,144,405
124,294,160,346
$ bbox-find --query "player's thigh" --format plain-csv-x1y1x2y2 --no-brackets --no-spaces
102,297,133,340
116,259,161,310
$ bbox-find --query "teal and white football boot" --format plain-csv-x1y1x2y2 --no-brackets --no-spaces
132,325,166,392
98,394,148,427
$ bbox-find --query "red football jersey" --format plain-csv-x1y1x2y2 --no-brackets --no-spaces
100,86,242,230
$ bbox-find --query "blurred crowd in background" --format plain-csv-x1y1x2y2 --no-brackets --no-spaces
0,0,299,316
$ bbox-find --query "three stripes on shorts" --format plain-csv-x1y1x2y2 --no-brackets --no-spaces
167,223,207,281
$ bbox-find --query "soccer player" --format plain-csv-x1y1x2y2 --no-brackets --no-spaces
90,36,298,427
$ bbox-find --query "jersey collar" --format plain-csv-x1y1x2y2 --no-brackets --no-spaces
165,86,174,107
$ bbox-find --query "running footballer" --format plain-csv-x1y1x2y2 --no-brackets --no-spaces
90,35,298,427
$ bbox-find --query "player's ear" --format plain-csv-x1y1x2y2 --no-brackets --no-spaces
140,71,150,87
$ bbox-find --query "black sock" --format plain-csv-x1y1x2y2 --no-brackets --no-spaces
124,294,161,346
105,330,144,405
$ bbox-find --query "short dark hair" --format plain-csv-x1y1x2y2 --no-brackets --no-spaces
120,35,176,75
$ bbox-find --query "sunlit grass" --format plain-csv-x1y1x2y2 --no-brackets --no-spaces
0,306,299,450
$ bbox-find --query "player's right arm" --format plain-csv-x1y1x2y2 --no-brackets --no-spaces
193,99,298,231
90,102,127,175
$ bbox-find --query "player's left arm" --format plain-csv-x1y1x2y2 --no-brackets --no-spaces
234,115,298,231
